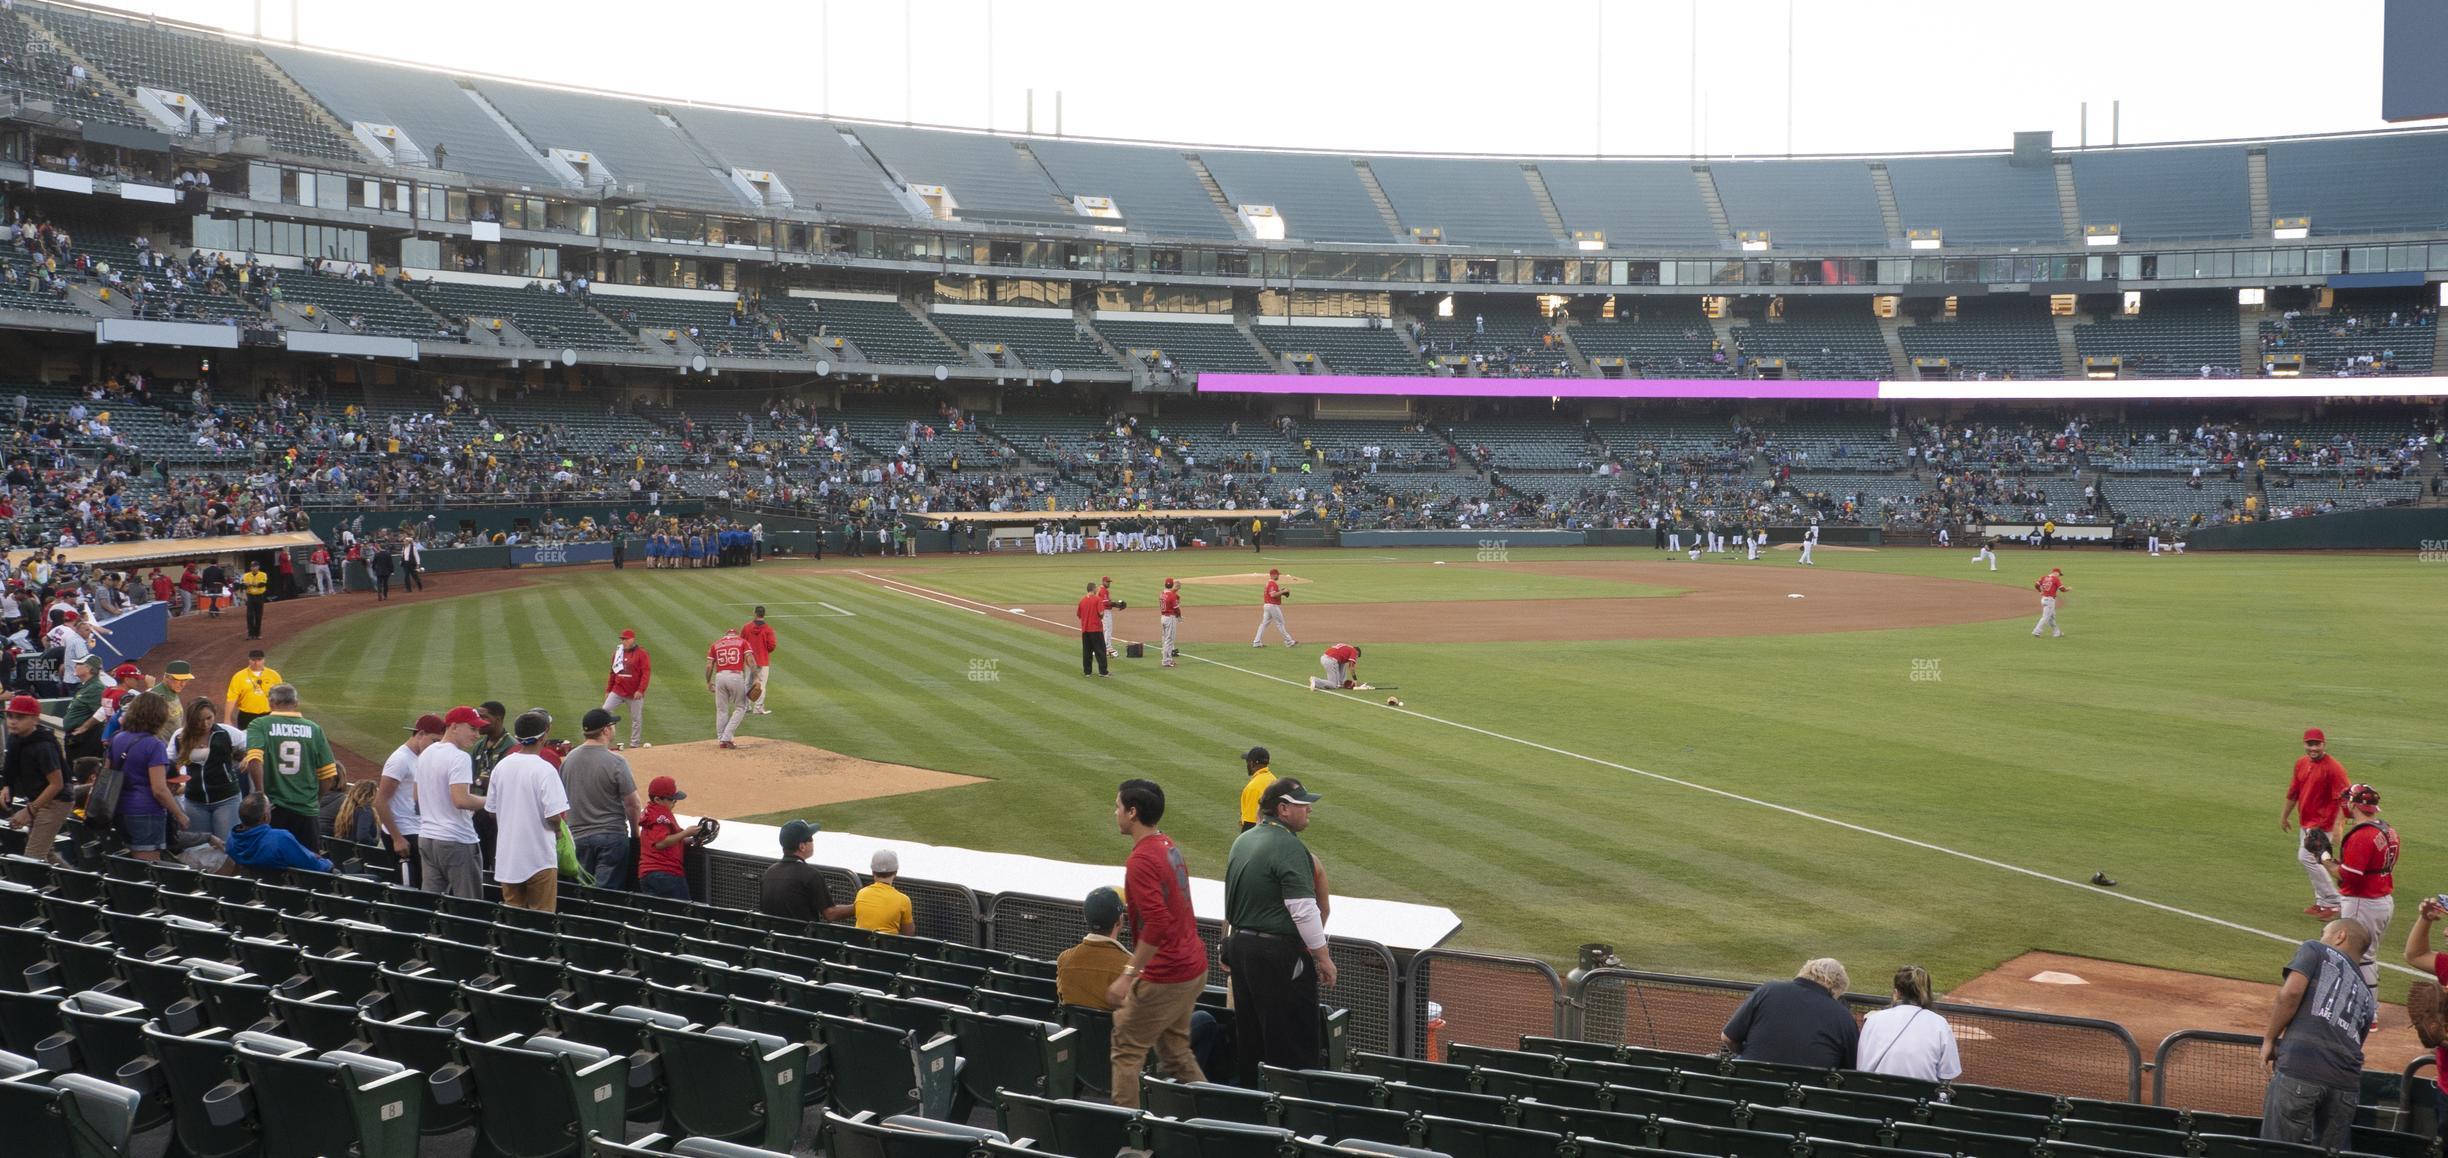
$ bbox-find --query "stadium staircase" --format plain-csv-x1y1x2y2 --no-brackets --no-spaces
2433,317,2447,376
1182,154,1254,241
2054,313,2083,376
908,303,981,368
1692,165,1733,243
1551,317,1596,376
249,51,368,162
1521,163,1569,241
2246,147,2271,235
1867,161,1904,243
2053,158,2082,243
1352,160,1408,240
1876,314,1911,378
2237,309,2262,375
1232,311,1284,372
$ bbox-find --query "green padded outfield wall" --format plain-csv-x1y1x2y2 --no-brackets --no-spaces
2186,506,2448,551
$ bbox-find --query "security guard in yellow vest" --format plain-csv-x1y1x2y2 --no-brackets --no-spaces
240,562,271,640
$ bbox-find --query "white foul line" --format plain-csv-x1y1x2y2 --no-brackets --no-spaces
853,572,2412,975
855,572,984,614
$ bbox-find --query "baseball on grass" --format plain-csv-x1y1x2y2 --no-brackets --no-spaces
1385,696,1403,707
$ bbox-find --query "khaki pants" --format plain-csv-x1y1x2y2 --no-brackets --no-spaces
500,866,558,912
13,799,72,863
1109,969,1208,1109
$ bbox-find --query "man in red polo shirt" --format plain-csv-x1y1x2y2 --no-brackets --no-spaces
1107,777,1208,1107
1308,643,1362,691
2285,728,2350,919
1077,581,1110,678
2323,783,2397,994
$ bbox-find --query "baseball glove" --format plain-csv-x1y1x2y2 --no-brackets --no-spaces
747,682,763,702
1110,601,1127,611
2302,827,2333,858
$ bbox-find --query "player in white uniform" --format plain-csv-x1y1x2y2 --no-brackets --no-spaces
1797,537,1815,565
1745,531,1762,561
1973,541,1998,571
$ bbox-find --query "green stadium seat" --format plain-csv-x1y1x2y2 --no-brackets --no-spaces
2047,1119,2193,1154
2347,1127,2436,1158
456,1029,632,1158
1889,1120,2043,1158
185,964,275,1032
977,989,1064,1022
1513,1101,1675,1147
823,1109,1010,1158
1145,1075,1275,1125
1141,1114,1299,1158
2195,1135,2329,1158
949,1007,1078,1102
0,1048,143,1158
1920,1101,2053,1139
1265,1064,1388,1107
1472,1068,1609,1109
138,1021,265,1158
268,987,370,1051
1449,1043,1562,1078
109,952,203,1027
996,1090,1144,1155
37,989,162,1125
0,987,67,1054
645,980,734,1028
1646,1118,1798,1158
646,1021,808,1152
1278,1094,1423,1146
1417,1114,1565,1158
220,1030,426,1158
1295,1139,1449,1158
1681,1070,1800,1105
815,1011,960,1120
1383,1081,1513,1123
1061,1003,1117,1095
1357,1052,1479,1092
1789,1086,1920,1121
546,1001,679,1122
353,1009,479,1137
1587,1086,1747,1126
1741,1103,1889,1147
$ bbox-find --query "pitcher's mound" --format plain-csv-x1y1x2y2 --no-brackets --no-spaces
619,739,986,818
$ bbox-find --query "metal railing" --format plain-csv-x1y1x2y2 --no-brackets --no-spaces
2153,1029,2267,1115
1404,949,1564,1060
1571,967,2143,1101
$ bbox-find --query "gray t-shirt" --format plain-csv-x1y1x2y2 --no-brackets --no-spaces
559,744,637,840
2276,939,2373,1088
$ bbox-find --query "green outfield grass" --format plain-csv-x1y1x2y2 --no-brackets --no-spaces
274,545,2445,999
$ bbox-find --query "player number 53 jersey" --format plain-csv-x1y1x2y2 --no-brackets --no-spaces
709,634,752,671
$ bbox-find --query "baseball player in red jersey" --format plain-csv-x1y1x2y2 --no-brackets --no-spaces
1158,578,1183,668
1251,568,1296,648
601,629,652,749
705,627,759,748
2322,783,2398,992
2032,567,2066,638
1077,582,1111,677
1099,577,1118,658
1308,643,1362,691
2284,727,2349,918
741,606,778,715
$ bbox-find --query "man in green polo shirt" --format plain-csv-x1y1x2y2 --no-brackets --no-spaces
1222,776,1335,1085
60,655,107,767
241,682,339,855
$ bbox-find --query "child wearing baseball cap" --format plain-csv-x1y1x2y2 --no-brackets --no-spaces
636,775,694,901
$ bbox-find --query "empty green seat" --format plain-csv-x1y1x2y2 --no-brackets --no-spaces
1267,1064,1387,1107
218,1029,425,1158
0,1048,142,1158
823,1108,1010,1158
1449,1044,1560,1078
646,1020,808,1153
1357,1053,1478,1092
137,1021,262,1158
949,1007,1079,1102
1279,1094,1421,1146
353,1008,479,1137
1142,1114,1299,1158
996,1089,1144,1155
1474,1068,1609,1109
1646,1118,1799,1158
1146,1075,1275,1125
456,1029,632,1158
1417,1113,1564,1158
815,1011,960,1120
1742,1103,1887,1147
1384,1081,1512,1122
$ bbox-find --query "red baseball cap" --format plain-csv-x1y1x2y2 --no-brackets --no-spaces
1269,568,1281,577
620,629,636,640
2304,728,2326,743
111,663,140,679
648,775,686,801
1101,576,1111,584
407,713,447,735
4,694,39,716
443,705,485,728
59,610,77,622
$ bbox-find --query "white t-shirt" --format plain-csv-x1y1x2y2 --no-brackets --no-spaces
413,742,478,844
378,742,423,836
484,749,569,884
1856,1004,1961,1082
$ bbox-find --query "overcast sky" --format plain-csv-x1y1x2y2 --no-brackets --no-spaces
116,0,2403,157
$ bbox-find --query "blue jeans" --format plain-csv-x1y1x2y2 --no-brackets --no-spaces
120,811,168,852
188,795,242,847
638,871,691,901
573,832,629,891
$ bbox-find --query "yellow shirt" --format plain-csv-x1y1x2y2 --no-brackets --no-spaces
1238,765,1277,828
226,666,282,715
854,881,913,934
239,569,269,597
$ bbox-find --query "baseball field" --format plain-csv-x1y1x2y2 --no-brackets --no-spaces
269,544,2442,1005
